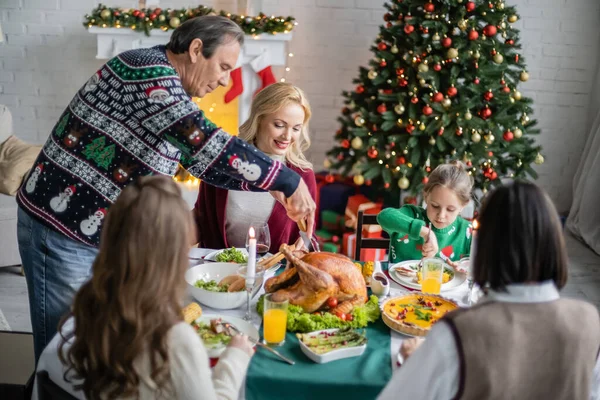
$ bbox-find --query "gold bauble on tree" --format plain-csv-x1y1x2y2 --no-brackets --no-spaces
447,48,459,59
535,153,544,164
398,176,410,190
354,116,365,126
391,45,399,54
473,50,481,59
418,63,429,73
458,19,468,31
465,111,473,120
394,104,405,114
353,174,365,186
100,9,111,19
368,69,378,80
514,128,523,138
508,14,518,23
493,53,504,64
429,137,436,145
521,114,530,124
169,16,181,28
432,33,441,41
323,158,332,169
159,14,166,21
285,21,294,30
485,134,495,144
442,98,452,108
512,90,522,101
497,2,505,10
520,71,529,82
351,136,363,149
471,131,481,143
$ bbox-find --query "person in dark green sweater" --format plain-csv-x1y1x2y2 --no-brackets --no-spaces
377,162,474,265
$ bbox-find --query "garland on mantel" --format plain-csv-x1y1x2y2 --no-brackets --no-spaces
83,4,296,36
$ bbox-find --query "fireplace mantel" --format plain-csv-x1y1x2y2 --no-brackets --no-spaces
88,27,292,123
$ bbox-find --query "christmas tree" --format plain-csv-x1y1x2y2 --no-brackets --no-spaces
326,0,543,201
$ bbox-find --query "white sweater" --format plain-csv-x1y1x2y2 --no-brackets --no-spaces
34,320,251,400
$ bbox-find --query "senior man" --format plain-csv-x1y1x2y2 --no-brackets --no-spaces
17,15,315,361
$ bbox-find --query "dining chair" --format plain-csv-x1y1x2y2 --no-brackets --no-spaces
354,210,390,261
36,371,78,400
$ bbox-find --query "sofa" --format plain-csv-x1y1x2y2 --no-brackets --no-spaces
0,105,42,267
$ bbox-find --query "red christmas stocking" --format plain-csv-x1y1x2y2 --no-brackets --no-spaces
250,52,277,95
224,66,243,103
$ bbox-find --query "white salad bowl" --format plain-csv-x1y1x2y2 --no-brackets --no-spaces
185,263,263,310
298,328,367,364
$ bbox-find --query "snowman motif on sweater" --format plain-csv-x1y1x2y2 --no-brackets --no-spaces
80,208,107,237
228,155,261,182
25,163,44,194
49,185,76,213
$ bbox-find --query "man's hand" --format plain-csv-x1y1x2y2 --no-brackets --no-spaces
270,178,316,237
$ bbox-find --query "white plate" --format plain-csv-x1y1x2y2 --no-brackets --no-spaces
388,260,466,292
205,248,281,273
193,313,259,358
298,328,367,364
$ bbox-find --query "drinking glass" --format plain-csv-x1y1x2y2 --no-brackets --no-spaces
459,256,475,305
246,221,271,258
262,293,288,346
421,258,444,294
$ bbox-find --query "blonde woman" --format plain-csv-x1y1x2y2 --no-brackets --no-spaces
194,83,317,252
34,176,254,400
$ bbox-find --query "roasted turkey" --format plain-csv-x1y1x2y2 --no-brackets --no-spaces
264,245,368,315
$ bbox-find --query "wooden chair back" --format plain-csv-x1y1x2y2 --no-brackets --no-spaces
354,210,390,261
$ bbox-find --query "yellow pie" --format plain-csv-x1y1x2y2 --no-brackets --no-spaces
382,294,458,336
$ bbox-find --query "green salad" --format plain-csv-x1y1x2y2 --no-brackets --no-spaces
215,247,248,263
192,321,231,348
194,279,228,292
257,295,381,333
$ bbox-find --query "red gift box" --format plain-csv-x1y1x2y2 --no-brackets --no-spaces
344,194,383,233
342,231,387,261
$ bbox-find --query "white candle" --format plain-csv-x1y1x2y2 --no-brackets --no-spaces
247,226,256,279
468,219,478,280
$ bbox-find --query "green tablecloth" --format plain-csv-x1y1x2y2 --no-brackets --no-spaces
245,261,393,400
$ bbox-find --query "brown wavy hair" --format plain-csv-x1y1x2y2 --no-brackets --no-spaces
58,176,193,399
423,160,474,205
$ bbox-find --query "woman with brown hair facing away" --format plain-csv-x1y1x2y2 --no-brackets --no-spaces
378,181,600,400
34,176,254,400
194,82,318,253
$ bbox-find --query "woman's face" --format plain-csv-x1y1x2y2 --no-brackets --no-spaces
255,103,305,156
425,186,464,229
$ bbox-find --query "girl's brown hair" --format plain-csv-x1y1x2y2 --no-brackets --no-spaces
239,82,312,170
473,181,568,291
423,161,473,205
58,176,193,399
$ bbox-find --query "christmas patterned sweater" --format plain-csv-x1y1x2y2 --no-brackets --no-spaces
377,205,473,264
17,45,300,247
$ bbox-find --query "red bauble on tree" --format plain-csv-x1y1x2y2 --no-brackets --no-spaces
424,2,435,12
384,182,391,189
380,60,387,67
447,86,458,97
433,63,442,71
432,92,444,102
480,107,492,120
422,176,429,184
356,85,365,94
483,90,494,101
377,42,387,51
341,139,350,148
377,104,387,114
404,24,414,34
411,96,419,104
503,131,514,141
325,174,336,183
397,156,406,164
502,86,511,93
474,77,480,85
466,1,476,12
468,30,479,40
437,127,445,136
406,124,416,134
367,147,379,158
383,13,391,21
483,24,497,37
506,39,514,45
441,37,452,47
422,105,433,115
398,78,408,87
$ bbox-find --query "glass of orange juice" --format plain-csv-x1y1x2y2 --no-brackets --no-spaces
263,293,288,346
421,258,444,294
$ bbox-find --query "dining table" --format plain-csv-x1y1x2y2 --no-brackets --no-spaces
190,248,473,400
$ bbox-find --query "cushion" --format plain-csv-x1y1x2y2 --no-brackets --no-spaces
0,105,13,144
0,135,42,196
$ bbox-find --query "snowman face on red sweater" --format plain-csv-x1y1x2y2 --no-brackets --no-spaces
425,186,465,229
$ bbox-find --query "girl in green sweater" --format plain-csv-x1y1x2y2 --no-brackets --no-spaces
377,162,474,265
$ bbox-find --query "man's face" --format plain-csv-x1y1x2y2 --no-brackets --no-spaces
183,38,240,98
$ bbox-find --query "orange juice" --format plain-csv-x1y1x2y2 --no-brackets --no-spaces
264,309,287,344
421,277,442,294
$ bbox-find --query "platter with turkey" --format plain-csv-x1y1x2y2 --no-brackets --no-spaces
256,243,381,333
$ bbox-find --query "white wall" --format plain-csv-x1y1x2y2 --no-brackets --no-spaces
0,0,598,213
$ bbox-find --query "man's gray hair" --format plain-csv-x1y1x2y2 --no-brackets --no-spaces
166,15,244,58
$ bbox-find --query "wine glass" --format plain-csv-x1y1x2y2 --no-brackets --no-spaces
237,265,265,321
246,221,271,259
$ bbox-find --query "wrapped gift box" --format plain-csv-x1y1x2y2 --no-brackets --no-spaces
344,194,383,233
342,231,387,261
321,210,345,235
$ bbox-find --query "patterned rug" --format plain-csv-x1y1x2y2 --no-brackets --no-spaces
0,307,11,331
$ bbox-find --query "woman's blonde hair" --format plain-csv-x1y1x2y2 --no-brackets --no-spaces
239,82,312,170
423,161,474,205
59,176,193,400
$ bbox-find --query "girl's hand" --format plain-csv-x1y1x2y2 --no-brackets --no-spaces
228,334,255,357
421,227,439,258
399,337,425,361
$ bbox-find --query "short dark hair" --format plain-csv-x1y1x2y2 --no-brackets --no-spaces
166,15,244,58
473,181,568,291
